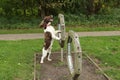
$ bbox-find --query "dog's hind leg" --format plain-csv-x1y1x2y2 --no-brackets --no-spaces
47,48,52,61
40,32,52,63
47,40,53,61
40,48,48,63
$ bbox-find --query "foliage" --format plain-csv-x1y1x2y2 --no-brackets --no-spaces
0,16,41,29
0,8,120,30
64,0,104,15
65,9,120,26
0,0,119,29
0,0,119,17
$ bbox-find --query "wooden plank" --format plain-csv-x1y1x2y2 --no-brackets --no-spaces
58,13,66,41
34,54,36,80
58,14,66,62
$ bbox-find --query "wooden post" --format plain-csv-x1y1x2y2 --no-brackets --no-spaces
58,14,65,41
58,14,66,62
34,54,36,80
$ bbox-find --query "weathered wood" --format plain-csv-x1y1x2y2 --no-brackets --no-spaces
67,36,74,75
58,13,66,41
67,30,82,80
34,54,36,80
58,13,66,62
61,48,64,62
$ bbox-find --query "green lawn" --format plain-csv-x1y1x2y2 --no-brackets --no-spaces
80,36,120,80
0,26,120,34
0,39,43,80
0,36,120,80
0,39,61,80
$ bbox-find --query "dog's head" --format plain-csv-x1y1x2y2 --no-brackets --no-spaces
39,15,53,29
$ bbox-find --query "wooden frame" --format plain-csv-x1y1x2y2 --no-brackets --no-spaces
58,14,82,80
58,13,66,62
67,30,82,80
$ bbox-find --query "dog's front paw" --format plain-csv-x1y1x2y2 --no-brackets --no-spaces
40,61,44,63
48,58,52,61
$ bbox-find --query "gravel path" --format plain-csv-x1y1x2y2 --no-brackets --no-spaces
0,31,120,40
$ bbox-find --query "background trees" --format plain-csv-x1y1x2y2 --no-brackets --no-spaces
0,0,119,18
0,0,119,29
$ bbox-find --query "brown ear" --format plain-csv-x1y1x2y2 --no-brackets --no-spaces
39,15,53,28
44,15,53,21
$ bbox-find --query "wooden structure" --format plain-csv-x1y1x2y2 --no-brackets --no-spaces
58,13,66,62
67,30,82,80
58,14,82,80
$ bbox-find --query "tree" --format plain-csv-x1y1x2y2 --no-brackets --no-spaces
64,0,104,16
0,0,119,18
38,0,65,18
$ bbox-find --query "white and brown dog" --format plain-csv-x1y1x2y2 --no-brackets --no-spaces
40,15,61,63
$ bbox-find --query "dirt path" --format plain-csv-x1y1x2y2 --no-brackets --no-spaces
36,52,108,80
0,31,120,40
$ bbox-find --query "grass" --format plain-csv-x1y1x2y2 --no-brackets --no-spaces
0,39,61,80
0,29,43,34
0,36,120,80
0,39,43,80
0,26,120,34
80,36,120,80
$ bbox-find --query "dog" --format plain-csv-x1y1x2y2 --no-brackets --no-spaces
39,15,61,63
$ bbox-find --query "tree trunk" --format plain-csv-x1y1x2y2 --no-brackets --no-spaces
22,0,26,16
31,0,34,16
39,0,45,18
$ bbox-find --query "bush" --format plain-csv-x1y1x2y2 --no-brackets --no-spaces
64,8,120,27
0,8,120,29
0,16,41,29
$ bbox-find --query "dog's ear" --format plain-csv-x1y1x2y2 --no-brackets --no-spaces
39,15,53,29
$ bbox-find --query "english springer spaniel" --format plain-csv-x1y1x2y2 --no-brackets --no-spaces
39,15,61,63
